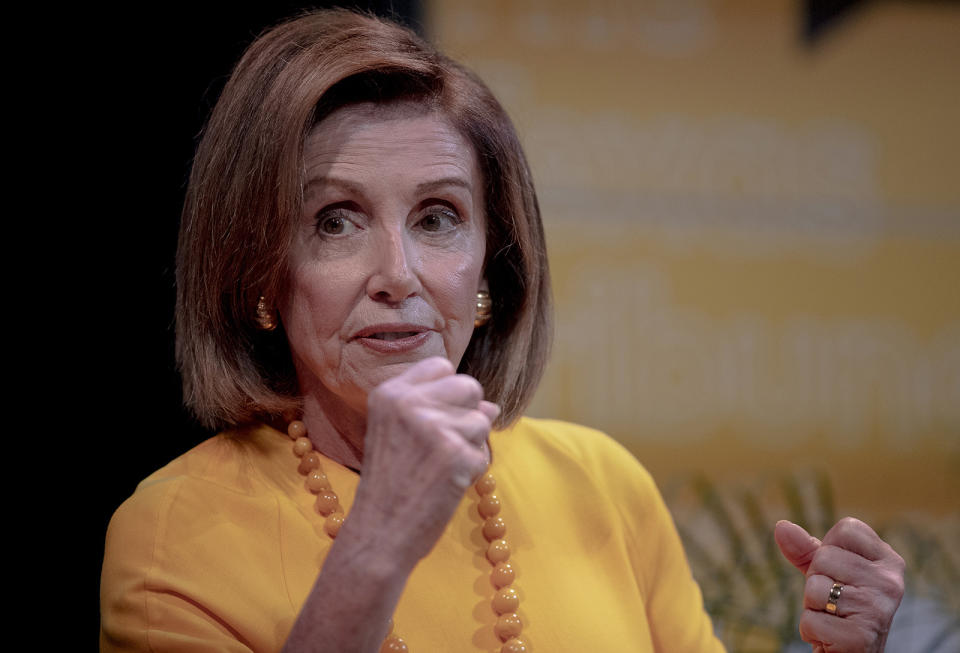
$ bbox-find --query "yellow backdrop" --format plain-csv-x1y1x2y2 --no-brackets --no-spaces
427,1,958,648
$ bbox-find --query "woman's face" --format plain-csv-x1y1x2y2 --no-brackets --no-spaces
279,103,487,415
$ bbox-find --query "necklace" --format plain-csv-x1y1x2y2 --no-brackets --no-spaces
285,420,530,653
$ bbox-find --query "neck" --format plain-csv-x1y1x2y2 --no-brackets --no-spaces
300,390,367,471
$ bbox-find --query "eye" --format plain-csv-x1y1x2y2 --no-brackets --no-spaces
315,208,360,237
319,215,346,235
418,207,462,233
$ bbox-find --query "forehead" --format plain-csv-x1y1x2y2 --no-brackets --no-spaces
303,101,480,182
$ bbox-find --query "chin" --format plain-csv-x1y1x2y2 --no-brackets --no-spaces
353,357,436,390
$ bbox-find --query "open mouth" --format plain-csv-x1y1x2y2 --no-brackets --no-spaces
367,331,419,341
352,324,431,351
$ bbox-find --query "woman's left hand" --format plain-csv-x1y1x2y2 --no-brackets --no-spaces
775,517,905,653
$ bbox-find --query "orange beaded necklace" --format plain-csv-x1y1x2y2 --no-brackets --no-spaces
285,420,530,653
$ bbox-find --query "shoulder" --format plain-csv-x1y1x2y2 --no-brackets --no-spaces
101,425,300,649
498,419,709,616
136,424,278,491
499,416,657,491
493,418,684,596
105,424,297,553
494,417,665,530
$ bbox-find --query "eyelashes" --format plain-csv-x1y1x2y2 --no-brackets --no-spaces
418,207,462,233
315,209,357,236
313,203,464,239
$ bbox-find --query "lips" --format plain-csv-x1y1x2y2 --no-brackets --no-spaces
351,323,433,353
352,323,428,339
367,331,419,341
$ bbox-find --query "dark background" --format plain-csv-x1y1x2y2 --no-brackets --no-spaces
82,2,422,643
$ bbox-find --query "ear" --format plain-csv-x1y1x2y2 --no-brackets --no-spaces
479,278,489,293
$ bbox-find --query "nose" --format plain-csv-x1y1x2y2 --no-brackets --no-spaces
366,228,422,303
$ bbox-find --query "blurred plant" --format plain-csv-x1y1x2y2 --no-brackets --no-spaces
667,472,959,653
879,516,960,652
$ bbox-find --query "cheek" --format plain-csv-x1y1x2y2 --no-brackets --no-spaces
431,261,485,338
281,264,345,340
435,249,484,299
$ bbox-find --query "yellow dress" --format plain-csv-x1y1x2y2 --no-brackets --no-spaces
101,417,725,652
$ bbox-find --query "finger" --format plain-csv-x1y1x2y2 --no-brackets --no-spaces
479,440,492,469
477,403,500,467
798,609,875,652
448,408,494,448
806,543,874,586
821,517,894,562
408,403,493,448
775,520,822,576
417,374,484,409
442,433,489,490
395,356,455,384
478,400,501,422
808,549,904,628
368,359,454,415
804,574,863,617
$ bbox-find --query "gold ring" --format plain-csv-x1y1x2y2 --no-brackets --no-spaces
825,582,843,615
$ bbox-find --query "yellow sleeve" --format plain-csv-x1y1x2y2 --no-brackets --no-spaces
626,467,724,653
535,420,725,653
100,474,294,653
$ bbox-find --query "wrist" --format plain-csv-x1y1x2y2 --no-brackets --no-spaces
331,504,421,581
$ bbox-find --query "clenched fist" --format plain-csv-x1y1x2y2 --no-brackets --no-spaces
776,518,905,653
348,357,500,566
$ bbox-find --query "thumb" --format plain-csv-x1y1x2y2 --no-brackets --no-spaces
774,519,821,576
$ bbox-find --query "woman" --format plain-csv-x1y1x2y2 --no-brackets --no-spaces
100,9,904,653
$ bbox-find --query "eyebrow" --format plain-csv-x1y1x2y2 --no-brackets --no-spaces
303,177,363,197
304,176,473,197
415,177,473,194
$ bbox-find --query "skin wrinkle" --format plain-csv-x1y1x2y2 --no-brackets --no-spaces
279,102,487,471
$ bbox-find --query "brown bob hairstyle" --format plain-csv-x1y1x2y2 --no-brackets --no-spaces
176,9,552,430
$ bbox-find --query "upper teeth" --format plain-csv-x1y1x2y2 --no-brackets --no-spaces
371,331,417,340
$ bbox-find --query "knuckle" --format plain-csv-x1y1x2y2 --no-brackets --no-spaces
436,356,455,371
880,566,905,598
860,629,880,651
468,406,493,428
890,550,906,573
453,374,483,400
824,516,870,545
425,356,455,376
805,547,829,575
369,380,402,405
443,440,485,488
837,516,862,534
412,406,448,436
461,446,487,474
465,412,493,440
